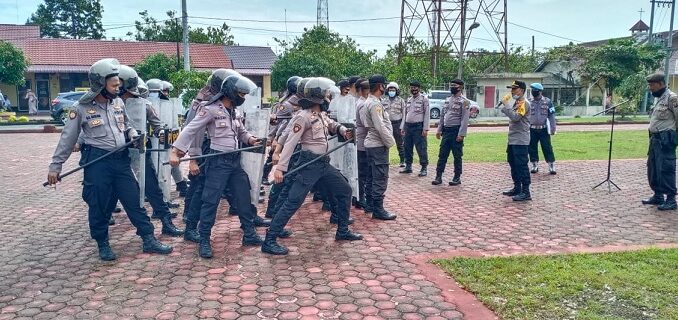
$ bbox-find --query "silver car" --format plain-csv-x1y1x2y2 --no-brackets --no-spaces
427,90,479,119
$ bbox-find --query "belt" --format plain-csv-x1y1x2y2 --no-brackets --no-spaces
406,122,424,126
530,125,547,129
208,148,241,160
444,125,461,129
83,145,129,159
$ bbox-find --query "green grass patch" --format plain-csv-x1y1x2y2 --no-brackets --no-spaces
435,249,678,320
471,115,649,125
390,130,650,164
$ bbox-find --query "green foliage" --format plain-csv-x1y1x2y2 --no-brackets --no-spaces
134,53,181,82
271,25,377,91
17,116,29,122
128,10,236,45
0,41,28,86
28,0,104,39
613,72,646,117
168,69,210,107
7,115,16,122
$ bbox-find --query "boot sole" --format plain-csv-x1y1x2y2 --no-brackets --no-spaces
143,248,173,254
261,248,289,255
162,231,185,237
99,255,117,261
335,236,363,241
373,216,397,221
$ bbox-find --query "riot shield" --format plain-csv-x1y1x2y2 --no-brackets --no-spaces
330,94,359,199
125,97,147,207
241,106,270,206
240,86,262,115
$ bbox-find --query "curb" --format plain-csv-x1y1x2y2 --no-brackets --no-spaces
0,125,62,134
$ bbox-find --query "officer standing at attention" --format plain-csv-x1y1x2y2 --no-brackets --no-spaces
500,80,532,202
527,83,557,175
400,81,430,176
47,58,173,261
169,75,263,258
383,82,406,167
264,77,362,255
355,79,372,213
433,79,470,186
364,75,397,220
642,73,678,211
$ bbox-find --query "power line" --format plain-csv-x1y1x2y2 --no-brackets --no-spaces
188,15,403,24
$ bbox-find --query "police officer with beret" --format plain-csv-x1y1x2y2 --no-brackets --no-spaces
528,83,557,175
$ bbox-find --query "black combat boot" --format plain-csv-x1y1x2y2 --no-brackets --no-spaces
96,239,117,261
312,192,323,202
432,172,443,185
399,165,412,174
198,238,213,258
352,196,364,209
254,215,271,227
183,221,201,243
363,195,374,214
449,175,461,186
141,234,173,254
242,230,264,246
330,213,354,225
502,184,521,197
279,229,293,238
418,166,428,177
176,181,188,197
512,186,532,202
658,195,677,211
372,199,397,220
642,193,664,205
261,230,288,255
160,216,184,236
321,201,331,211
335,227,363,241
228,206,238,216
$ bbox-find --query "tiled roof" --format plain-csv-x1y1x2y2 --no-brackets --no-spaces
235,68,272,76
630,20,650,32
224,46,276,70
27,65,90,73
0,24,40,41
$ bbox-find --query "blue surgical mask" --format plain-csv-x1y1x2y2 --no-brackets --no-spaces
388,91,396,98
512,94,521,100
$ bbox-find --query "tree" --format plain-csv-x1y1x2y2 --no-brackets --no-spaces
134,53,181,82
28,0,105,39
0,41,28,85
271,25,377,91
129,10,236,45
169,70,210,107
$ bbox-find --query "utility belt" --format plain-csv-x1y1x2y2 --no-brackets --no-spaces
405,121,424,128
297,150,330,166
208,148,241,161
442,125,461,133
81,144,129,159
530,125,547,129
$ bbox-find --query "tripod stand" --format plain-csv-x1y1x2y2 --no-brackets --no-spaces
592,100,629,193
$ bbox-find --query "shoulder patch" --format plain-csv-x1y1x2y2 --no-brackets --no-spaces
198,110,208,117
293,123,302,133
69,110,77,119
87,108,96,114
375,106,382,113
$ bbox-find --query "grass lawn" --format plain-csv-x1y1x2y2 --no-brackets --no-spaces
435,249,678,320
471,115,649,125
389,130,650,164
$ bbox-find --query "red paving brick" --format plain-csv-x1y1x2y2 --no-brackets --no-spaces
0,133,676,319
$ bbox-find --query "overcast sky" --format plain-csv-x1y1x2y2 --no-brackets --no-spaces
0,0,673,56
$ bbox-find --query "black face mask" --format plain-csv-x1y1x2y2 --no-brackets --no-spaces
233,95,246,107
450,87,461,95
531,90,541,98
652,87,667,98
101,88,118,101
320,100,330,112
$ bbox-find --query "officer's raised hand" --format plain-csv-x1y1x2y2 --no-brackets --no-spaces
47,171,60,186
168,147,185,167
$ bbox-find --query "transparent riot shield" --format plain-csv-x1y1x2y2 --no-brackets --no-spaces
330,94,359,198
125,98,147,207
241,107,270,206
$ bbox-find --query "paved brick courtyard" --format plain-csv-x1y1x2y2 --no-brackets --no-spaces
0,133,676,320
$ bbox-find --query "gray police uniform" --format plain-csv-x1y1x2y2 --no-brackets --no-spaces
355,96,370,204
383,96,406,163
401,94,430,168
364,95,396,209
501,97,531,192
267,109,352,237
528,96,556,163
435,95,470,178
647,89,678,198
173,102,257,240
49,98,155,242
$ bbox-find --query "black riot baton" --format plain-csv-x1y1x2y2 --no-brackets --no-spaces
43,134,145,187
283,137,354,178
162,140,266,166
265,134,339,166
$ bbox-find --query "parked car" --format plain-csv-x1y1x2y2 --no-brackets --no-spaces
427,90,480,119
51,91,85,124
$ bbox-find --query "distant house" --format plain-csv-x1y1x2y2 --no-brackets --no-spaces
0,24,276,113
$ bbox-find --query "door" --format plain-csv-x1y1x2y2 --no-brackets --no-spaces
484,86,496,108
36,77,51,112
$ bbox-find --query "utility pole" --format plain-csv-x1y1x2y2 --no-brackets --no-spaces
663,0,675,86
182,0,190,71
650,0,656,41
457,0,467,79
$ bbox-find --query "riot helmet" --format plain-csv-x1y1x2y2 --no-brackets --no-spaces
117,65,140,97
146,79,163,93
137,78,149,98
210,75,258,107
208,69,240,95
81,58,120,102
300,77,335,111
287,76,302,94
296,78,313,98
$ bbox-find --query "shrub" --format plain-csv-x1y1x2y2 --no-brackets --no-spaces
17,116,29,122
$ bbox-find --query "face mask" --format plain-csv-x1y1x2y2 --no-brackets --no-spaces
388,91,396,98
531,90,541,98
450,87,460,95
652,87,666,98
320,100,330,112
233,95,246,107
101,88,118,101
512,94,521,100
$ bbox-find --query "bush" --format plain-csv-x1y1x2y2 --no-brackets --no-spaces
7,115,16,122
17,116,29,122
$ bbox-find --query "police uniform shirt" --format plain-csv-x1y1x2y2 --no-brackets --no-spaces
364,95,396,148
528,96,557,133
649,89,678,133
438,95,470,137
401,94,431,129
382,96,405,122
355,96,369,151
500,96,531,145
277,110,301,147
50,98,134,173
185,99,210,157
274,96,300,139
277,109,346,172
173,102,253,154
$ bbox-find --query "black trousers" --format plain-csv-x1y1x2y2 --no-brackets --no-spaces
507,145,531,189
357,150,370,201
186,151,255,238
648,130,677,196
80,146,154,241
268,152,352,236
366,146,389,202
435,126,464,177
403,122,428,167
270,145,302,217
528,128,556,163
183,137,211,220
391,119,405,162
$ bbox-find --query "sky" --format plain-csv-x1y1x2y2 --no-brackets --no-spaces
0,0,673,56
